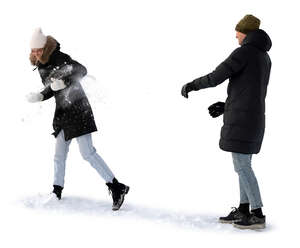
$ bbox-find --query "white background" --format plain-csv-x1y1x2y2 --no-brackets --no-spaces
1,0,299,247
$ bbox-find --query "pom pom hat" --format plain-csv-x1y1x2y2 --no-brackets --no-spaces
30,28,47,49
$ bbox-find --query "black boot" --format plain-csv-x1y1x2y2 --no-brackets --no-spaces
233,214,266,230
52,185,63,200
106,178,130,211
219,207,249,224
238,203,250,215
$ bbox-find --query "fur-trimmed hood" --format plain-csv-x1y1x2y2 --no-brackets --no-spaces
30,36,59,66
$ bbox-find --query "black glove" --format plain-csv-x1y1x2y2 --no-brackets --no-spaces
181,82,195,98
208,101,225,118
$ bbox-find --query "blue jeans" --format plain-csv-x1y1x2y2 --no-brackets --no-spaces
53,130,115,187
232,152,263,210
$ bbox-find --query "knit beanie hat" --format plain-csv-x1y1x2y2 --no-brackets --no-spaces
235,15,260,34
30,28,47,49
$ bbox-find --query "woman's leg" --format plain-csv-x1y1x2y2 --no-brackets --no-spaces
76,133,115,183
53,130,72,187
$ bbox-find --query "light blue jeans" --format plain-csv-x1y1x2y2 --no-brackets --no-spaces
232,152,263,210
53,130,115,187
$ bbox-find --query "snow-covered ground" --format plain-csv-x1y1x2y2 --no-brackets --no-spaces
1,0,300,247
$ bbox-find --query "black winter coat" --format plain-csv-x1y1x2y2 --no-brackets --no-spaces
191,29,272,154
38,42,97,141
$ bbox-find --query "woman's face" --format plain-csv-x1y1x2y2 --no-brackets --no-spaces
31,48,44,61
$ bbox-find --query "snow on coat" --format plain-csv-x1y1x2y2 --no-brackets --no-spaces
37,36,97,141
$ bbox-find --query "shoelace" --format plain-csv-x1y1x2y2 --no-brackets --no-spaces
231,207,238,212
229,207,240,215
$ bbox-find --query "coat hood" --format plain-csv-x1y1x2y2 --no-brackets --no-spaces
242,29,272,52
39,36,60,65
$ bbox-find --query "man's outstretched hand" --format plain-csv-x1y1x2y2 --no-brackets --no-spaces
181,82,195,98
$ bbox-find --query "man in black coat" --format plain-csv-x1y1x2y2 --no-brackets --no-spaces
181,15,272,229
27,28,129,211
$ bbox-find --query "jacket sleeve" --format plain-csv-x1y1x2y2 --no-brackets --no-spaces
192,48,247,90
40,85,54,101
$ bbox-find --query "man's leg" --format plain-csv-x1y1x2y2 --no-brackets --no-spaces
239,177,250,205
232,152,263,210
219,172,250,223
232,152,265,229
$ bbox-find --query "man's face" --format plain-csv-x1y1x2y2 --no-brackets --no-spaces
31,48,44,61
236,31,247,45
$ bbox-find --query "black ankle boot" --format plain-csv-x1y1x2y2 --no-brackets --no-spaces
238,203,250,215
52,185,63,200
251,208,264,218
106,178,130,211
219,207,248,224
233,214,266,230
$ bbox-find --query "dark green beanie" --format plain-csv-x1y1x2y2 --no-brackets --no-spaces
235,15,260,34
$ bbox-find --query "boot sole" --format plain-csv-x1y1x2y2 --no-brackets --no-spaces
219,219,235,224
233,223,266,230
219,219,241,224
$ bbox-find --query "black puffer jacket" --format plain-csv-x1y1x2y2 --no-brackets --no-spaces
38,40,97,141
191,29,272,154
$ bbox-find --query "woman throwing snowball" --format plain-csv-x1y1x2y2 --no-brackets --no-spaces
27,28,129,211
